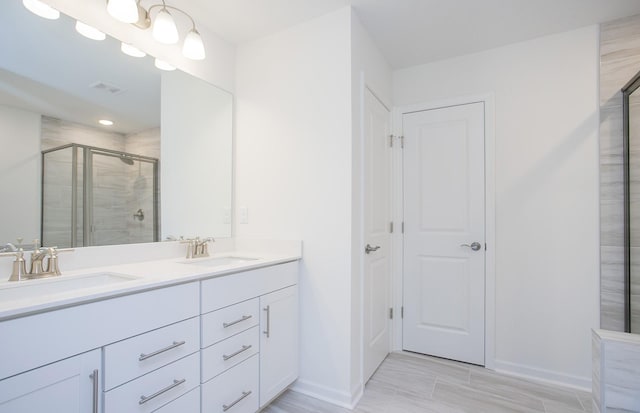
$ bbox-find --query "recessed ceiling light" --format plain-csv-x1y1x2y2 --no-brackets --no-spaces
22,0,60,20
75,21,106,41
154,58,176,71
121,42,146,58
98,119,114,126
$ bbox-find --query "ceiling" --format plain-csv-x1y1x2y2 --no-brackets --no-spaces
184,0,640,69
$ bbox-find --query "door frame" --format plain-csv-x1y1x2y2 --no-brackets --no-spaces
391,93,496,370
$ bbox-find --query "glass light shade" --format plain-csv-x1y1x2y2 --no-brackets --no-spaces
106,0,138,23
22,0,60,20
152,8,179,44
182,29,206,60
98,119,114,126
121,42,146,58
75,21,106,41
154,58,176,71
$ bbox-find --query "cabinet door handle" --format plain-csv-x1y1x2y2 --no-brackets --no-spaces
263,306,270,338
222,390,252,412
139,378,186,405
223,314,252,328
90,369,99,413
139,340,186,361
222,344,252,361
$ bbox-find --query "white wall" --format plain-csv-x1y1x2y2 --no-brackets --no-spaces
349,11,392,399
235,7,355,406
393,26,600,387
161,71,233,239
42,0,235,92
0,105,41,244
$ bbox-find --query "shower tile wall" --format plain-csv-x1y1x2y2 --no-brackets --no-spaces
41,117,159,247
125,128,160,242
600,14,640,331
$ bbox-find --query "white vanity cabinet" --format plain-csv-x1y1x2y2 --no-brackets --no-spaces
0,349,101,413
259,285,298,407
200,261,298,412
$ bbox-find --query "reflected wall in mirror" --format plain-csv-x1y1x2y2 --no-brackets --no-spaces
0,1,232,249
623,68,640,333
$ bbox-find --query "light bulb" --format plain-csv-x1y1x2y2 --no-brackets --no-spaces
154,58,176,71
22,0,59,20
98,119,114,126
152,8,179,45
106,0,139,23
75,21,106,41
182,29,205,60
121,42,146,58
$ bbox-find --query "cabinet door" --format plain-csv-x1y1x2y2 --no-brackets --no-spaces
0,349,101,413
259,285,298,407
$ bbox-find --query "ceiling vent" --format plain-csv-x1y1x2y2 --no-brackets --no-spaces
89,81,124,95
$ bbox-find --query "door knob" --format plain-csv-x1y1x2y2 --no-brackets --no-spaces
365,244,380,254
460,242,482,251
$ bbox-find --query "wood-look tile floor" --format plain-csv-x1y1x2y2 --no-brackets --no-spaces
263,352,593,413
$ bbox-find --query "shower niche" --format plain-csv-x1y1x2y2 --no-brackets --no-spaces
42,144,159,248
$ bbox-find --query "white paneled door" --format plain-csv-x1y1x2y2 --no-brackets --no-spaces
402,102,485,365
363,88,392,382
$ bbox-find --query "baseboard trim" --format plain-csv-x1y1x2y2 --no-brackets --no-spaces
493,359,591,392
289,379,362,409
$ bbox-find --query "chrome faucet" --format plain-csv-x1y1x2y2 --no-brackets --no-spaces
181,237,215,259
1,241,74,281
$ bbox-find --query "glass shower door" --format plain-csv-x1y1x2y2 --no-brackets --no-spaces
88,150,158,246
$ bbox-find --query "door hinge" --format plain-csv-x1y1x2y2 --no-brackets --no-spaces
399,135,404,148
389,134,394,148
389,308,393,319
401,222,404,233
389,222,394,233
401,306,404,318
485,243,487,251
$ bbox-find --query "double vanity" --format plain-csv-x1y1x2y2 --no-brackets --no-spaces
0,240,300,413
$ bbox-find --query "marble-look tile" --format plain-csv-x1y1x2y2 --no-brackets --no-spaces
600,246,624,295
600,199,625,247
600,163,624,202
601,292,627,332
266,352,592,413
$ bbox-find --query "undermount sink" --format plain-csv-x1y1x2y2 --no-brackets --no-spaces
179,256,258,267
0,272,140,302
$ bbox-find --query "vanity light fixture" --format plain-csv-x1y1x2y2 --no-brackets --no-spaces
75,21,106,41
154,58,176,71
106,0,206,60
121,42,146,58
106,0,139,24
22,0,60,20
98,119,114,126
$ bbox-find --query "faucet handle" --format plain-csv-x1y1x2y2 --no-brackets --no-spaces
2,249,28,281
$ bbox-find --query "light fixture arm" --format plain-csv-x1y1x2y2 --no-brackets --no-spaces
145,2,197,31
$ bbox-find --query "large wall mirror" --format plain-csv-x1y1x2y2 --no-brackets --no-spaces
0,1,232,249
623,69,640,333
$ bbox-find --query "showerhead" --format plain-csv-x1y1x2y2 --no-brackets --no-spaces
119,154,134,165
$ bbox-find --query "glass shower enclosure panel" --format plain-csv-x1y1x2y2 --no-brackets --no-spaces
42,144,158,248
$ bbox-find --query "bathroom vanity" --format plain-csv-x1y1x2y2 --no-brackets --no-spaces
0,241,300,413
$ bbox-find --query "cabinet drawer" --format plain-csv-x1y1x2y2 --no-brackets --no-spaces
104,352,199,413
201,261,297,313
201,298,259,347
202,326,259,382
153,386,200,413
202,355,259,413
104,317,199,390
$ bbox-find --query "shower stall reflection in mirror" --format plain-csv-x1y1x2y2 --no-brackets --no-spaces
623,68,640,333
41,143,159,248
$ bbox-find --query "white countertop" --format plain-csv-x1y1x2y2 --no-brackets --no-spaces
0,239,301,321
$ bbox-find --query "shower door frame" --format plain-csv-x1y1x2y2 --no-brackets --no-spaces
41,143,159,247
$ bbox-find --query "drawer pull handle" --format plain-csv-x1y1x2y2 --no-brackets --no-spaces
263,306,270,338
223,314,252,328
139,378,186,405
223,344,252,361
90,369,99,413
222,390,252,412
139,340,186,361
